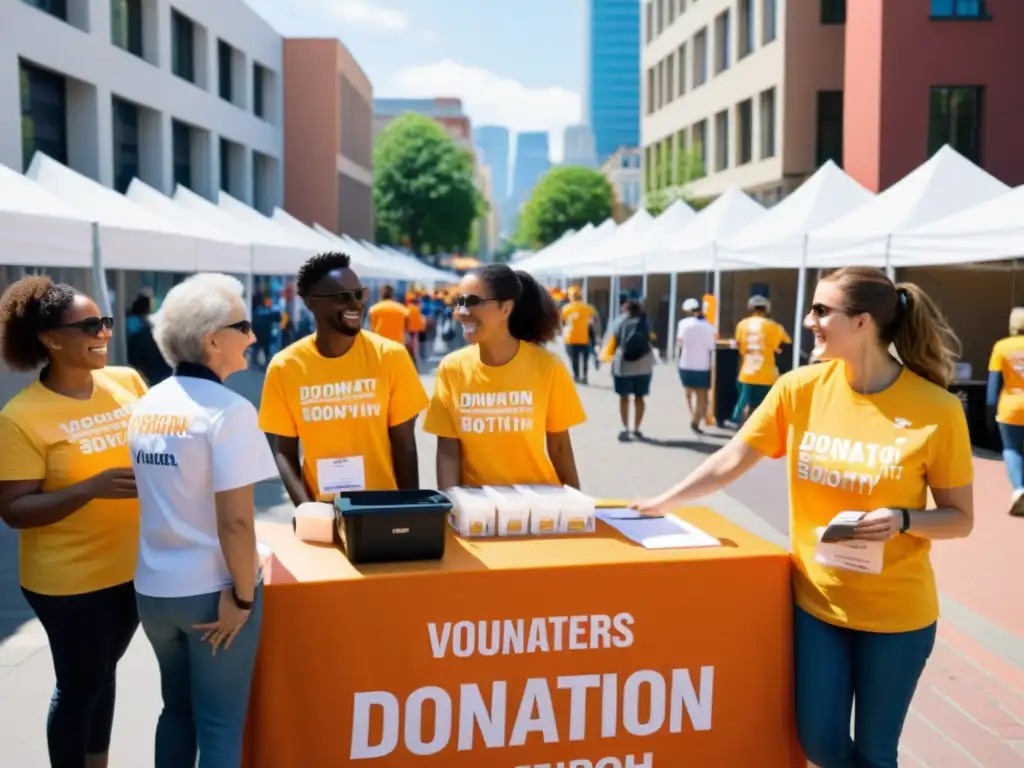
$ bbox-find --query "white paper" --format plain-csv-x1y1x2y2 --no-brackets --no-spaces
597,509,721,550
814,527,884,574
316,456,366,495
292,501,336,543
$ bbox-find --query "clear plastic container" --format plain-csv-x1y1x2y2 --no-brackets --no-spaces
482,486,532,536
514,484,597,534
443,487,497,538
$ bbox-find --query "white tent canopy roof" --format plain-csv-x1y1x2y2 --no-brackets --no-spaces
554,209,655,276
27,153,201,272
0,160,94,268
518,218,617,276
371,242,458,283
716,161,874,270
619,199,697,262
271,210,403,279
217,192,317,275
806,145,1011,267
312,227,438,284
511,223,593,274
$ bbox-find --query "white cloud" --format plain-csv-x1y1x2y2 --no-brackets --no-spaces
296,0,407,31
386,60,581,162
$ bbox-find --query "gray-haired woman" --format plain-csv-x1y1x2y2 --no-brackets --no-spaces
126,273,279,768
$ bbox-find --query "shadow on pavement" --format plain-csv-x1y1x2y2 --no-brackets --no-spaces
640,438,722,454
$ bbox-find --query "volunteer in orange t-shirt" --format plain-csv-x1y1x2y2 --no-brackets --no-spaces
425,264,586,489
405,292,427,367
259,253,428,503
367,284,409,345
731,294,791,424
0,277,146,767
560,285,598,384
631,267,974,768
987,306,1024,516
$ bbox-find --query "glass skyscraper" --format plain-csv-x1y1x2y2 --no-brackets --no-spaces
584,0,640,164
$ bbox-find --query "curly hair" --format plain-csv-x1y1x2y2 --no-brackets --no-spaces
0,276,77,371
296,252,353,299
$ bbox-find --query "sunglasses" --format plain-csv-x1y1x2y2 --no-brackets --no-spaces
224,320,253,335
809,303,849,319
56,317,114,336
307,289,365,303
454,294,499,309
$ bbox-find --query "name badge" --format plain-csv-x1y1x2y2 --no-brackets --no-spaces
317,456,366,496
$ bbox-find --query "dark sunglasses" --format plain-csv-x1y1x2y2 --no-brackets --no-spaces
809,303,850,319
224,320,253,335
56,316,114,335
306,288,365,303
454,294,498,309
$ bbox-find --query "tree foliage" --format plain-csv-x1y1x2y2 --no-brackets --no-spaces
643,143,708,216
516,166,614,249
373,113,483,254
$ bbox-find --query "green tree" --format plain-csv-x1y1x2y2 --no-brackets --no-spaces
373,113,483,254
643,143,706,216
516,166,614,248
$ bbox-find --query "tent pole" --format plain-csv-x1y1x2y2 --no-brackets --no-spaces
712,244,721,328
793,236,809,371
90,222,112,317
667,272,678,361
884,233,895,281
582,276,589,303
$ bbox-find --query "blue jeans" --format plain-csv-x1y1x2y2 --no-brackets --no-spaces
998,422,1024,490
136,585,264,768
795,606,936,768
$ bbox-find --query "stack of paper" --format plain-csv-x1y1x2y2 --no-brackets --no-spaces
595,508,721,550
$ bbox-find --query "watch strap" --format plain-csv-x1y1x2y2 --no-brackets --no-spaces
898,508,911,534
232,587,254,610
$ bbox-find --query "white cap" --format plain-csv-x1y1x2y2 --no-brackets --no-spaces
682,298,700,311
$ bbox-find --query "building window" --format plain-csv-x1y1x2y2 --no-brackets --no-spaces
171,10,195,83
738,0,754,58
928,86,983,163
253,63,266,118
218,39,233,102
677,43,687,95
172,119,191,191
821,0,846,24
760,87,776,158
111,96,140,194
763,0,777,42
23,0,67,21
219,137,231,192
656,0,664,34
646,67,655,114
737,99,753,164
931,0,987,18
19,60,67,170
715,11,730,74
714,110,729,171
666,52,675,104
111,0,143,58
693,119,707,173
645,1,654,43
693,28,708,87
816,90,844,167
656,60,664,109
668,0,676,25
644,145,653,192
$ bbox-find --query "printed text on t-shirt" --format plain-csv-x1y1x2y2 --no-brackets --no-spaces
797,430,905,495
458,390,534,434
299,379,382,422
60,406,133,455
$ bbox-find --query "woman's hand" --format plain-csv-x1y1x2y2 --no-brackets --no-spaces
85,468,138,499
629,497,672,517
851,508,900,541
192,589,251,656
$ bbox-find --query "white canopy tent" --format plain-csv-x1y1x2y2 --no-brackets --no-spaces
372,243,459,284
806,145,1011,272
552,209,655,277
217,192,321,275
513,220,607,276
892,184,1024,265
312,227,442,285
510,226,581,275
0,161,94,268
617,200,697,263
272,210,404,280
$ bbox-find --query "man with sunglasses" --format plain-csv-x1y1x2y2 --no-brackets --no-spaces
258,252,429,505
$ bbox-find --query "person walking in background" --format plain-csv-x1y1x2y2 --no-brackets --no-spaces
126,291,172,386
987,306,1024,517
633,267,973,768
561,285,597,384
405,291,426,368
130,273,278,768
731,295,791,425
250,293,279,370
0,276,147,768
368,284,409,345
676,297,718,435
604,298,655,441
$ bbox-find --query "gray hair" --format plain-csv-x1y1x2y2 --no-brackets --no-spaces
151,273,246,367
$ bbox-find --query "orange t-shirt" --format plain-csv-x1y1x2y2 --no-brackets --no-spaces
561,301,596,345
989,335,1024,426
368,299,409,343
735,315,791,386
406,304,426,334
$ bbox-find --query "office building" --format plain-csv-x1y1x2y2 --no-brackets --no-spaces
509,131,551,230
373,97,472,151
475,124,510,200
563,124,598,168
3,0,284,211
584,0,641,164
602,146,643,214
642,0,1024,205
283,38,374,240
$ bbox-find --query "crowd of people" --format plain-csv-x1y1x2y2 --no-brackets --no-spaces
0,250,1017,767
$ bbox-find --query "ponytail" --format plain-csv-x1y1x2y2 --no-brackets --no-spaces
473,264,561,345
892,282,960,388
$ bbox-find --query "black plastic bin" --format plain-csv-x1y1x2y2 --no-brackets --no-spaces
333,490,452,564
713,343,793,426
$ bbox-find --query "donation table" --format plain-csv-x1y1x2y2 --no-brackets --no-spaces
242,507,803,768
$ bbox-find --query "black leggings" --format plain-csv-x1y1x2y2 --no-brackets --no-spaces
22,581,139,767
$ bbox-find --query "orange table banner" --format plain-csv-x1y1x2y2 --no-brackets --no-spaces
243,507,804,767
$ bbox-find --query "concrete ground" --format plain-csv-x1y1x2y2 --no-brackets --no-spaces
0,358,1021,765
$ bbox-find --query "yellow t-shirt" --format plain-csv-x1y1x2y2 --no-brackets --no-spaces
989,335,1024,426
424,343,587,487
0,366,147,596
258,332,428,499
735,315,791,386
368,299,409,344
407,304,426,334
739,360,973,633
561,301,596,345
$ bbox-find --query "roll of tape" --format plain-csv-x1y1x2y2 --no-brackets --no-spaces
292,502,335,544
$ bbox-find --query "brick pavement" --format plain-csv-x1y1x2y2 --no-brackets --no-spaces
0,362,1021,765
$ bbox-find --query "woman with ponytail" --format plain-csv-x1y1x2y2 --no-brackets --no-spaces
631,266,973,767
424,264,586,490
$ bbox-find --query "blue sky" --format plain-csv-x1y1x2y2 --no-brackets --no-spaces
244,0,585,160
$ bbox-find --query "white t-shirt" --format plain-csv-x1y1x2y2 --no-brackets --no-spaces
128,373,279,598
676,316,718,371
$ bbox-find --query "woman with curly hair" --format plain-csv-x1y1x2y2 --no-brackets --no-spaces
0,276,147,768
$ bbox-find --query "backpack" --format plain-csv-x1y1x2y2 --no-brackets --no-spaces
619,315,651,362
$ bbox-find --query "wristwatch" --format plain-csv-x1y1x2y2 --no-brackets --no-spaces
231,586,254,611
897,508,911,534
